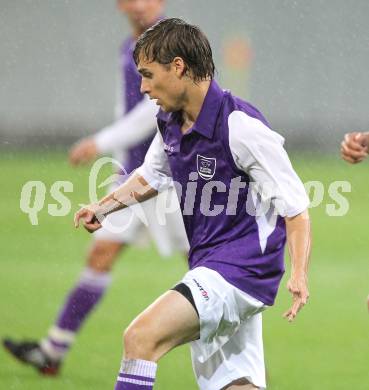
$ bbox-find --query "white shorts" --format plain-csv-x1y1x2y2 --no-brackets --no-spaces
180,267,267,390
94,187,189,257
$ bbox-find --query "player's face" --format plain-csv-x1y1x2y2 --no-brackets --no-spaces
138,57,187,113
117,0,164,31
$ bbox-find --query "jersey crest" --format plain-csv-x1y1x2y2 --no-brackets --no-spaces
197,154,216,180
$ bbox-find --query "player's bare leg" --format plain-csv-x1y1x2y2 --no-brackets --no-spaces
115,290,258,390
114,290,199,389
124,290,200,361
38,239,125,359
115,290,261,389
87,239,124,272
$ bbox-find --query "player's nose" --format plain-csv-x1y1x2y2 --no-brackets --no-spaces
140,79,150,95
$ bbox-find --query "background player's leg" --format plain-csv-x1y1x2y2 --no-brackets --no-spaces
41,239,123,361
114,290,199,389
3,239,124,375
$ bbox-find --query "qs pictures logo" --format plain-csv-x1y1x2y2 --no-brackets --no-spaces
19,157,149,230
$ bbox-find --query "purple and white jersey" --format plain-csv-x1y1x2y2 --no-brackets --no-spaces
94,37,158,175
137,80,309,305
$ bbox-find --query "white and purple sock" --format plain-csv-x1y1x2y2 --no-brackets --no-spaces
114,359,157,390
41,267,112,361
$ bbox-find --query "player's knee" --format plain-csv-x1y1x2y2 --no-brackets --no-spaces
123,322,158,361
87,253,113,272
87,241,123,272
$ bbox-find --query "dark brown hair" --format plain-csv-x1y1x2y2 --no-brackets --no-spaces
133,18,215,82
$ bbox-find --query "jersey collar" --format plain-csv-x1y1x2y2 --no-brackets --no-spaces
157,80,224,140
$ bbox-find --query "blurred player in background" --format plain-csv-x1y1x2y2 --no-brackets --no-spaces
340,131,369,310
75,18,311,390
3,0,188,375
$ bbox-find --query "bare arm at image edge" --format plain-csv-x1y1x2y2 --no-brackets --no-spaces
340,131,369,164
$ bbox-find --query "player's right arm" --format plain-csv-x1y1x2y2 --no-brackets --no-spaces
341,132,369,164
74,172,158,232
228,111,311,321
74,131,172,233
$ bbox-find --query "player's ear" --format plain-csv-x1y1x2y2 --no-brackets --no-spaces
172,57,186,78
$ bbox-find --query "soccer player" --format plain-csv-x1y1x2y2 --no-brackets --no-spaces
3,0,188,375
340,131,369,310
74,18,311,390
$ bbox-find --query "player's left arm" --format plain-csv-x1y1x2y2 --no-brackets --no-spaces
284,209,311,322
228,111,311,321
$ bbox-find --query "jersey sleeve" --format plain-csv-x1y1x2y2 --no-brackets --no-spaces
228,110,310,217
135,130,173,192
94,95,159,154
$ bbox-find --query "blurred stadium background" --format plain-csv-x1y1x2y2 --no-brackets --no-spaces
0,1,368,389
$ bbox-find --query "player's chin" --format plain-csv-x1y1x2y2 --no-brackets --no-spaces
160,104,175,113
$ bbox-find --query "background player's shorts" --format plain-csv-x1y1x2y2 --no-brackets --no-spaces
180,267,267,390
94,186,189,257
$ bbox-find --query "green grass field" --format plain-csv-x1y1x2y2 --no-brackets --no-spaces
0,151,368,390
